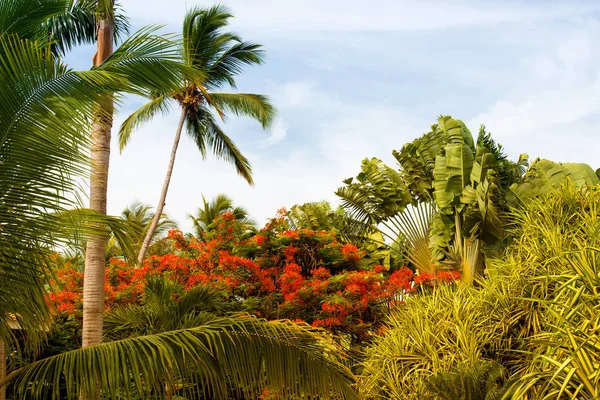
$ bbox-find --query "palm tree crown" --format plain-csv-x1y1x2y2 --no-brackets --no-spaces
189,193,254,237
119,4,276,180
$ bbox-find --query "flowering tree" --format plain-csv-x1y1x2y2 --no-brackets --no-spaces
48,210,461,348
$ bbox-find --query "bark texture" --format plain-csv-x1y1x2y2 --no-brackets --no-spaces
81,16,114,349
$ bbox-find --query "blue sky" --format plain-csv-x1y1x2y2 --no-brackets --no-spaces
68,0,600,232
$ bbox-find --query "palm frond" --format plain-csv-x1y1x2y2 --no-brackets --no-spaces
389,201,435,274
205,41,264,89
0,0,66,38
0,0,129,55
210,92,276,129
119,95,171,151
182,5,264,89
7,317,358,400
186,107,253,184
45,0,130,55
0,34,113,348
97,26,203,97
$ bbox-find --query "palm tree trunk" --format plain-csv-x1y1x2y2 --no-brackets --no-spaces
0,339,5,400
81,10,114,350
137,108,187,265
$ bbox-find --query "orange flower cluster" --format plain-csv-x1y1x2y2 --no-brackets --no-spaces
48,212,461,343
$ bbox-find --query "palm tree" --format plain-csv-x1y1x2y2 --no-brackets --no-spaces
109,201,176,264
104,277,224,338
0,3,123,397
119,5,276,265
188,193,255,237
79,0,211,355
0,1,221,397
80,0,118,352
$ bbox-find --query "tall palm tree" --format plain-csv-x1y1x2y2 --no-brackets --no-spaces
0,3,123,397
80,0,118,352
119,5,276,265
0,1,218,398
80,0,208,355
188,193,254,237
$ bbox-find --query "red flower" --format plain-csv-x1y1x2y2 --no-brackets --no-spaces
341,243,361,262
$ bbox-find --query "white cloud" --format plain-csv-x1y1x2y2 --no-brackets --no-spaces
469,19,600,166
122,0,599,34
261,118,288,146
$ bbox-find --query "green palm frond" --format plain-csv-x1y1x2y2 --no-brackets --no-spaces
182,5,265,89
210,92,275,128
107,201,176,262
182,5,234,67
0,0,129,54
206,40,264,89
186,107,253,184
0,0,66,38
97,26,201,97
0,34,112,348
336,158,412,225
119,95,171,151
105,277,224,339
7,317,358,400
392,201,436,273
45,0,130,55
188,193,254,237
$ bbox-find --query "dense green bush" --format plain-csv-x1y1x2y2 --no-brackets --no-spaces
358,185,600,399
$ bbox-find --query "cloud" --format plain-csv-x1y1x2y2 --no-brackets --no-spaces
469,18,600,166
261,118,288,146
122,0,600,34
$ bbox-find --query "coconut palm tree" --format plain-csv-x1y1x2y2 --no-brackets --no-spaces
0,1,222,397
118,5,276,265
188,193,254,237
80,0,118,353
0,7,120,398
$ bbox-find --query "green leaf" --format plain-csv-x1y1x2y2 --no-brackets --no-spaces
6,317,358,399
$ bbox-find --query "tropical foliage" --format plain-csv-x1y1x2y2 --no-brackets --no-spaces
1,0,600,398
357,185,600,399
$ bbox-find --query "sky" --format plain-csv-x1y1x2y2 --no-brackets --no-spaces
67,0,600,233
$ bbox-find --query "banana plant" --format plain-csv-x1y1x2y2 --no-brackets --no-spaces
509,158,600,205
396,116,508,282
